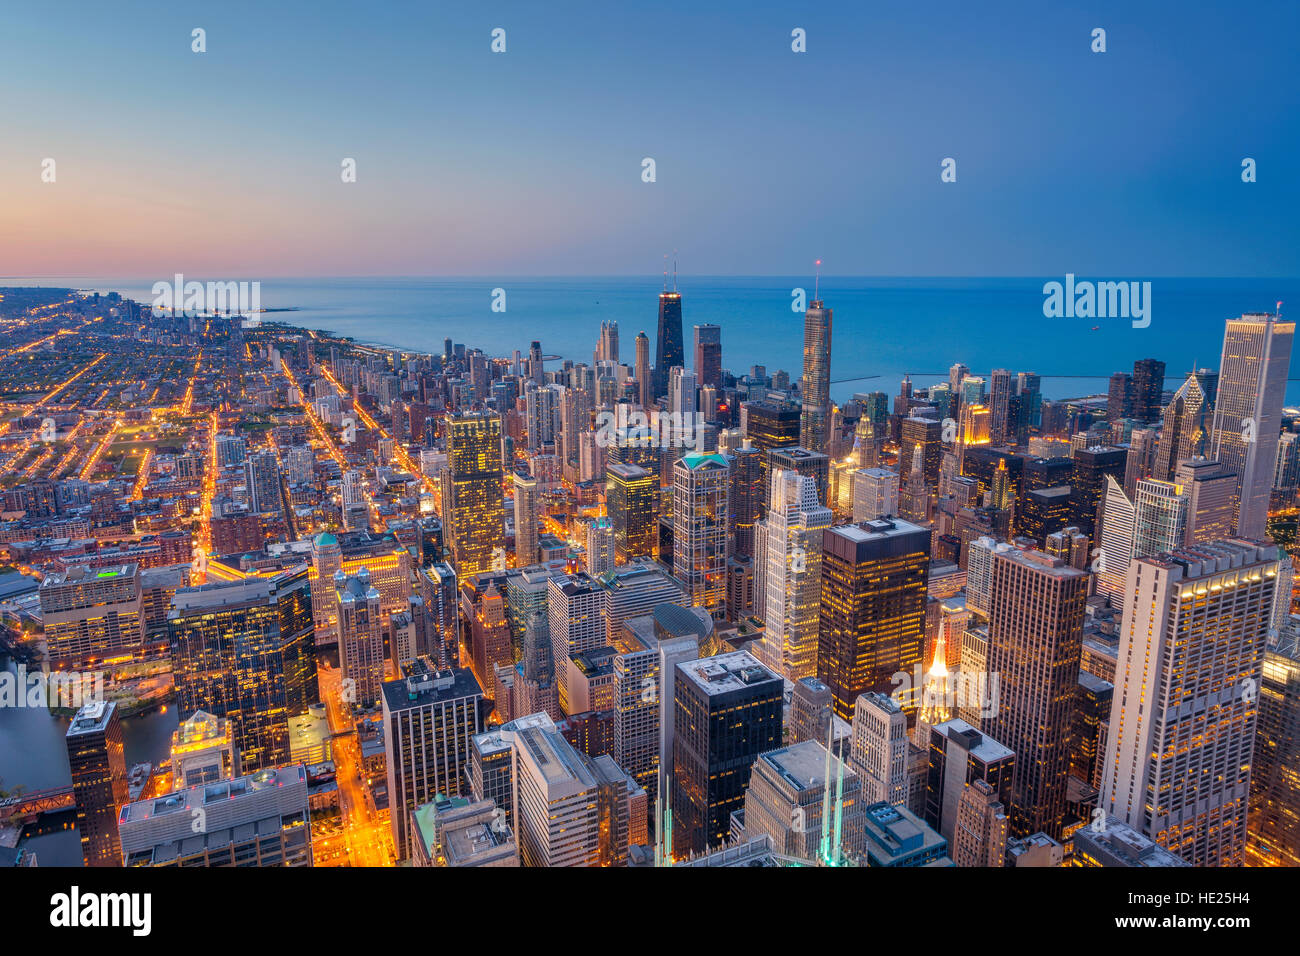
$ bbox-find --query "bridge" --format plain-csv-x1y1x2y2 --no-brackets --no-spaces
0,786,74,823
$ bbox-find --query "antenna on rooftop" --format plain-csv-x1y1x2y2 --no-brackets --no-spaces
814,259,822,301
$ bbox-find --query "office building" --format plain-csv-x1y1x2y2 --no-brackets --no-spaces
336,568,386,707
653,290,684,400
447,410,506,577
951,778,1009,867
743,740,865,862
1248,624,1300,866
1101,541,1278,866
513,471,540,566
986,549,1088,840
671,453,730,618
382,658,484,860
606,462,658,561
922,718,1015,844
693,324,722,389
119,764,311,867
40,564,151,669
66,701,128,867
818,519,931,721
799,299,833,454
672,651,783,855
169,568,317,774
852,467,899,523
1210,313,1295,538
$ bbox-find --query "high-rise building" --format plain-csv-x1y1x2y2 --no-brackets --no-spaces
742,740,865,862
922,718,1015,845
1069,446,1127,537
1175,457,1238,545
951,778,1009,867
66,701,127,867
988,369,1013,445
755,469,831,680
119,764,311,867
169,569,318,774
335,568,386,707
852,467,900,523
382,658,484,860
513,471,540,566
548,573,606,713
1130,358,1166,422
850,691,910,806
1152,371,1215,481
799,299,832,454
671,453,730,618
447,410,506,577
1210,313,1295,539
899,417,943,487
693,324,722,389
606,462,658,561
634,331,652,409
512,720,602,866
244,449,282,517
585,517,616,577
597,319,619,364
672,651,783,855
768,445,831,508
727,444,764,558
40,564,151,669
653,290,684,400
1101,541,1278,866
818,518,931,721
1095,476,1189,602
1248,623,1300,866
986,549,1088,840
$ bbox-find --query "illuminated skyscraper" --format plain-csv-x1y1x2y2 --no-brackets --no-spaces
986,548,1088,840
800,299,832,454
988,369,1012,445
635,331,651,409
1210,313,1295,539
727,444,764,558
1095,476,1189,602
447,410,506,577
382,658,484,860
653,290,684,401
1248,623,1300,866
818,518,931,721
755,470,832,681
951,778,1009,868
672,651,784,855
606,462,658,561
336,568,386,707
693,323,722,389
1152,370,1215,481
65,701,127,867
1102,541,1278,866
548,573,606,714
513,471,540,567
244,449,282,517
672,453,730,618
1175,457,1238,545
169,568,318,774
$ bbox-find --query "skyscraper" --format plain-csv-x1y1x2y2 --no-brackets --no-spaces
1152,370,1215,481
1095,476,1190,602
606,462,658,561
336,568,386,707
382,658,484,860
800,299,832,454
1101,541,1278,866
511,720,601,866
1210,313,1295,539
951,778,1009,867
513,471,540,566
672,651,784,855
169,569,318,774
852,467,900,523
244,449,283,517
672,453,730,618
634,331,651,409
1248,623,1300,866
755,470,831,681
988,368,1013,445
818,518,931,721
653,290,684,401
1175,457,1239,544
849,691,910,806
66,701,127,867
548,573,606,713
447,410,506,577
986,548,1088,840
727,444,764,559
693,324,722,389
1130,357,1166,421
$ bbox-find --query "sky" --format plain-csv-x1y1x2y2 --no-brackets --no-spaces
1,0,1298,278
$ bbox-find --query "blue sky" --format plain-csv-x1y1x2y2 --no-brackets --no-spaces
2,0,1297,276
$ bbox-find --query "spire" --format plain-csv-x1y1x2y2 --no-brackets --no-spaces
814,259,822,301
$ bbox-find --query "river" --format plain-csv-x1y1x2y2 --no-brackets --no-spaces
0,662,178,867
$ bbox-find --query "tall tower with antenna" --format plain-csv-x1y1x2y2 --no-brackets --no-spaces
653,252,684,401
800,259,833,454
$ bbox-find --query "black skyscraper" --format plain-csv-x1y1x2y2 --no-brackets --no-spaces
653,291,683,400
